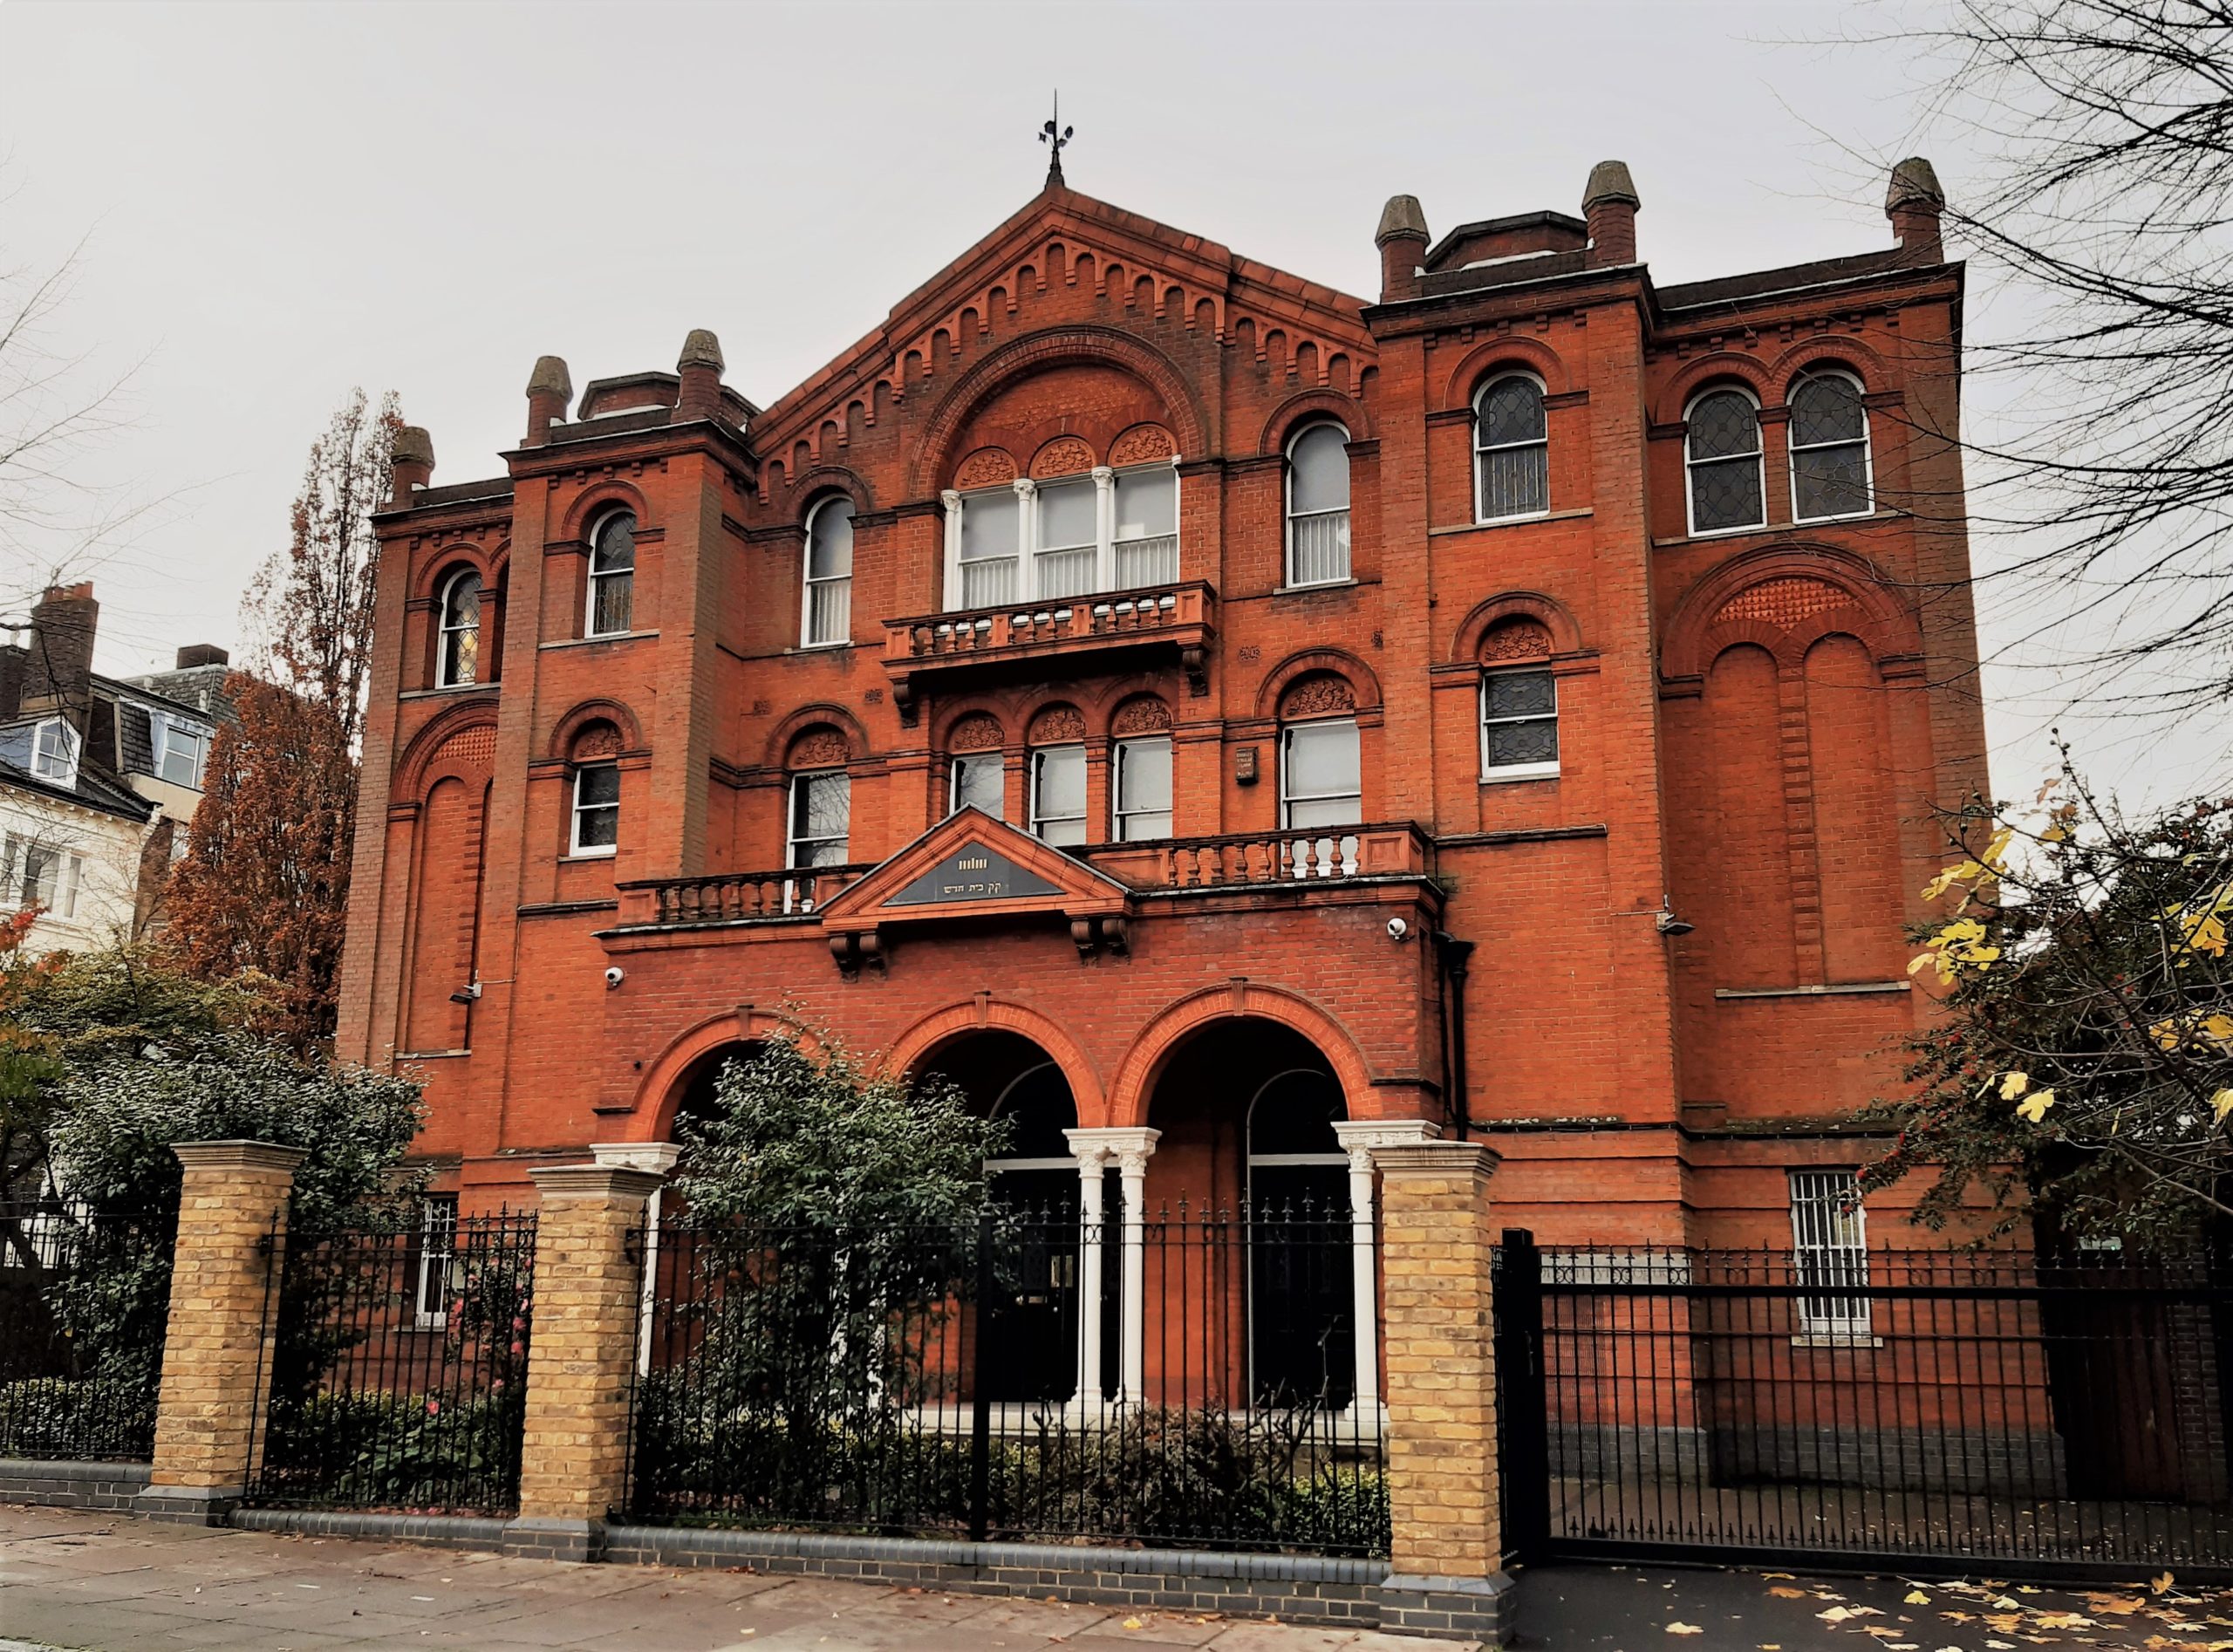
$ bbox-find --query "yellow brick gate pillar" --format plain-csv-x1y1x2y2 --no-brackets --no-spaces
506,1162,664,1560
1372,1140,1516,1644
139,1140,306,1523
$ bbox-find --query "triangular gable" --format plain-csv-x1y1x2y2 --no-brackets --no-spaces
817,807,1130,939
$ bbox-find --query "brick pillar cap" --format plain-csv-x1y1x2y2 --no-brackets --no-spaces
1583,160,1642,211
392,425,434,468
677,329,725,373
172,1140,309,1173
527,354,573,400
529,1163,666,1201
1373,1139,1498,1179
1374,195,1429,249
1886,155,1945,215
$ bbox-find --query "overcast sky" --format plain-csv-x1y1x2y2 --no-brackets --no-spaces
0,1,2216,809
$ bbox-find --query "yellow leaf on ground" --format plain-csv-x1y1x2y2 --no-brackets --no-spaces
1820,1608,1855,1622
1907,1592,1933,1606
1667,1624,1703,1635
1772,1587,1807,1599
2154,1574,2177,1595
1122,1620,1144,1631
2034,1614,2093,1630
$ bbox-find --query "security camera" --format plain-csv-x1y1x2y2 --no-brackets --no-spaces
604,966,625,989
1386,917,1410,941
1655,905,1695,938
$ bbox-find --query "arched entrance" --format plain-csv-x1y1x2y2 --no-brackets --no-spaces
666,1039,767,1150
917,1029,1096,1404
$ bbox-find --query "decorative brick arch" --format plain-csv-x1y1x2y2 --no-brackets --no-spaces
1110,694,1172,736
912,326,1210,496
761,703,869,768
1450,590,1584,665
1258,388,1372,455
1439,335,1574,408
1108,982,1378,1129
413,548,495,604
548,697,645,761
393,700,499,800
632,1007,812,1136
880,1000,1110,1127
790,466,874,515
1254,647,1383,721
1765,340,1892,399
1661,543,1922,682
557,480,652,543
1655,354,1774,428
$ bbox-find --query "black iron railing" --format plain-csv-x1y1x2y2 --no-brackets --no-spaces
0,1203,174,1462
1495,1232,2233,1576
624,1204,1388,1555
249,1212,537,1513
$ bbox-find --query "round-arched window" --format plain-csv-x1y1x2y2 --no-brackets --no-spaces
1285,422,1351,587
1684,388,1765,534
802,496,855,646
586,511,637,636
437,570,481,687
1788,370,1872,522
1474,375,1548,521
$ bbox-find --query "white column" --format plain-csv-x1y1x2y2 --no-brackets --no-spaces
1066,1126,1159,1403
1062,1132,1110,1412
1327,1120,1437,1427
1091,464,1116,593
590,1141,682,1377
939,488,963,611
1012,476,1038,604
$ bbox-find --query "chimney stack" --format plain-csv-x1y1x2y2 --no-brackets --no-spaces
1886,156,1946,262
523,355,572,447
1582,160,1642,266
24,583,98,719
1375,195,1430,303
175,644,229,670
390,426,435,507
675,330,726,420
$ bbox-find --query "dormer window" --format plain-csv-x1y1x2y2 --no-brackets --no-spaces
802,496,855,647
586,511,636,637
438,570,482,686
154,714,211,788
31,718,79,786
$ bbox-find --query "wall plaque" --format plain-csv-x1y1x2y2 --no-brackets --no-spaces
884,841,1062,908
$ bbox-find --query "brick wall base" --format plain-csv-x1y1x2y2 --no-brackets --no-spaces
0,1458,150,1512
188,1506,1516,1642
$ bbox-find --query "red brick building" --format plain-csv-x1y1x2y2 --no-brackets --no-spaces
338,154,1983,1376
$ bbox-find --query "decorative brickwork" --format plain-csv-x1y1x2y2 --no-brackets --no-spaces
1029,436,1095,479
787,727,851,768
1712,576,1847,630
953,447,1018,488
1028,704,1086,744
1110,696,1171,735
1479,619,1554,663
1279,672,1356,720
947,713,1004,752
1108,424,1176,466
140,1141,305,1523
509,1164,664,1557
569,720,620,761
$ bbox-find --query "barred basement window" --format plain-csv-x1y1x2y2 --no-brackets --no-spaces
1474,375,1548,522
585,510,637,637
1684,388,1765,534
1480,667,1558,780
438,569,482,686
1790,1169,1871,1338
1788,370,1873,522
787,769,851,867
801,496,854,646
1284,422,1351,587
570,762,620,857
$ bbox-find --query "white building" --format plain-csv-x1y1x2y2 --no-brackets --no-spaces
0,584,231,954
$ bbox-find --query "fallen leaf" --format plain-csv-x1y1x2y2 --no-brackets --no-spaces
1943,1613,1977,1623
1889,1643,1919,1649
1772,1587,1808,1600
2082,1596,2147,1616
1908,1593,1934,1607
2034,1614,2094,1630
1996,1597,2025,1610
1122,1620,1144,1631
1821,1608,1856,1623
2155,1574,2178,1595
1668,1624,1704,1636
1986,1642,2013,1649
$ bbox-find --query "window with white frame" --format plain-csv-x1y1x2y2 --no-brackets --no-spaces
570,762,619,857
950,752,1005,819
1285,423,1351,587
413,1193,460,1327
585,510,637,637
1280,718,1361,830
946,462,1179,611
1685,388,1765,534
2,834,78,918
1475,375,1549,521
438,569,482,686
1029,744,1087,847
1788,371,1873,522
31,718,79,785
1790,1169,1871,1337
787,768,851,866
154,714,212,788
1113,735,1172,841
802,496,855,646
1480,667,1559,780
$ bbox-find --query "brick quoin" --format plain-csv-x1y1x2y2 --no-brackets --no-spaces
336,156,1986,1245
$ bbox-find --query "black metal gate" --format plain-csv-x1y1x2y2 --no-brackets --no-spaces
1493,1230,2233,1579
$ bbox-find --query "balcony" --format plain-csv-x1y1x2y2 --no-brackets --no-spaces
882,579,1213,719
609,823,1432,933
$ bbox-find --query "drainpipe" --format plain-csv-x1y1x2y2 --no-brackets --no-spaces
1434,932,1476,1142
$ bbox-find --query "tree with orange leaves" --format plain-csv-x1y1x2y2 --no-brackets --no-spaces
165,390,400,1050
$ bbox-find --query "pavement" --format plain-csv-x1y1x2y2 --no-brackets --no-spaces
3,1503,2229,1652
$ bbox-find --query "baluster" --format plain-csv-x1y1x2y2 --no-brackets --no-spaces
1339,834,1359,877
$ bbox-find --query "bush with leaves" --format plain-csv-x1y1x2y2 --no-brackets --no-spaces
1864,768,2233,1245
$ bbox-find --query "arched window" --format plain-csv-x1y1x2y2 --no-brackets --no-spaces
1788,370,1872,522
436,570,481,687
1473,376,1548,521
585,510,636,637
1028,709,1088,848
1278,676,1362,831
801,496,855,646
947,713,1006,821
785,731,852,869
1684,388,1765,534
567,723,622,857
1285,422,1351,587
1246,1067,1354,1407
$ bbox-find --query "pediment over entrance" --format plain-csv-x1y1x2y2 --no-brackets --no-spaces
816,808,1130,969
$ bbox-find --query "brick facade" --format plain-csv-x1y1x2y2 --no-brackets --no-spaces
337,155,1984,1247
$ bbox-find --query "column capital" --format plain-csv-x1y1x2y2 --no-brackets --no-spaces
1069,1126,1159,1174
940,488,962,510
590,1141,682,1177
1330,1118,1438,1170
1373,1138,1497,1186
172,1140,308,1175
1090,465,1115,486
1060,1128,1114,1170
1011,476,1038,499
529,1164,666,1204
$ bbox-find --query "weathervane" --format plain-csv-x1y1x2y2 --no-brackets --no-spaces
1040,93,1074,188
